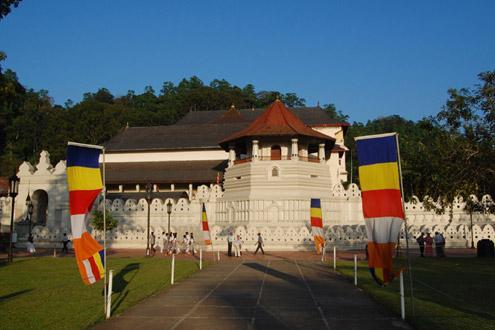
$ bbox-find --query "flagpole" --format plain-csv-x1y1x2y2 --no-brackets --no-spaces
102,147,107,314
395,133,415,319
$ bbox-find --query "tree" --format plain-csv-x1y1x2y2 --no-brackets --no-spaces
0,0,22,20
425,71,495,210
91,209,118,232
322,103,349,122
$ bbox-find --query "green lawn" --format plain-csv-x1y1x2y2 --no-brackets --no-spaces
0,256,204,329
336,257,495,330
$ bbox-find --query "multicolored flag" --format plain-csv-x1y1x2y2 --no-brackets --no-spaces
355,133,404,285
310,198,325,254
201,203,212,245
67,143,105,285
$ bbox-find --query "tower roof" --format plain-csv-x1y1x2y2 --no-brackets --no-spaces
219,100,335,148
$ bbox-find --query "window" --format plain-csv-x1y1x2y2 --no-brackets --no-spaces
272,167,279,177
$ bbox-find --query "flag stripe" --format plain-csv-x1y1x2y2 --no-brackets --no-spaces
69,190,102,215
310,199,321,208
311,217,323,228
67,167,103,191
82,259,95,284
67,145,101,168
88,257,101,281
93,252,104,275
358,162,400,191
310,208,322,218
362,190,404,219
365,217,403,244
70,214,86,239
356,135,397,166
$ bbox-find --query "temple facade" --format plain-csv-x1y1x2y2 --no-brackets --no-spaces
1,101,494,250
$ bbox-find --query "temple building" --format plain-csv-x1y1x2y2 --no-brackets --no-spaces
102,101,349,200
1,101,494,250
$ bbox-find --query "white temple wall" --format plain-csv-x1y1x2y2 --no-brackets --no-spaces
2,151,494,251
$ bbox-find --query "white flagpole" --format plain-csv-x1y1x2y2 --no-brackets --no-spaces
103,147,107,314
395,133,415,319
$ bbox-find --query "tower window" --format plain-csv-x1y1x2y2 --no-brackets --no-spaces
272,167,279,177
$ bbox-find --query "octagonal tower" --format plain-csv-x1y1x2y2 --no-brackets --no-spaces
219,100,336,205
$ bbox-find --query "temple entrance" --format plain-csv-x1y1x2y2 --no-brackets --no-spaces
271,145,281,160
32,190,48,226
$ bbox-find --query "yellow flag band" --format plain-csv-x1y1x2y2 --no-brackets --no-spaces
310,208,322,218
67,166,103,191
358,162,400,191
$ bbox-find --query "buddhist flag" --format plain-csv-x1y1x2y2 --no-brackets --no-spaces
355,133,404,285
201,203,212,245
67,143,105,285
310,198,325,254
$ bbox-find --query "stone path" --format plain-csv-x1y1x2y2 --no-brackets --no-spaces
95,259,411,330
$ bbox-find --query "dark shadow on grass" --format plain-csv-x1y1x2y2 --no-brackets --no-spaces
113,263,140,293
110,262,140,314
0,289,33,303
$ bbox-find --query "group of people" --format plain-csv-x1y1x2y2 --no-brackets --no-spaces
416,232,446,257
148,231,197,256
24,232,69,255
227,231,265,257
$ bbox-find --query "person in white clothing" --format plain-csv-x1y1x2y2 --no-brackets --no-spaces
234,235,243,257
182,234,190,254
26,234,36,254
190,232,196,256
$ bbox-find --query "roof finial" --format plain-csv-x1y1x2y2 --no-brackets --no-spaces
317,100,320,107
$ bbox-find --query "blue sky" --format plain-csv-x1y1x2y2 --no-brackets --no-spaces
1,1,494,122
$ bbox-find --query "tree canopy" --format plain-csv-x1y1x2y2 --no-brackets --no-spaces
345,71,495,205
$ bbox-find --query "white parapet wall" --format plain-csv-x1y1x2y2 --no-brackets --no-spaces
1,151,494,251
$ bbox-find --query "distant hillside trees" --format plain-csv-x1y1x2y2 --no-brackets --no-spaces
0,58,323,175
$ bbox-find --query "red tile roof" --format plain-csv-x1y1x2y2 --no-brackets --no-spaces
219,100,335,148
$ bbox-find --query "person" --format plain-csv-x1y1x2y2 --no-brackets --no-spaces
440,233,446,257
172,233,179,254
149,232,156,256
227,231,234,257
238,236,243,256
433,231,444,257
416,233,425,257
234,235,243,257
424,233,433,256
190,232,196,256
61,233,70,254
26,234,36,254
168,232,174,255
161,232,168,254
254,233,264,255
434,232,446,257
182,234,190,254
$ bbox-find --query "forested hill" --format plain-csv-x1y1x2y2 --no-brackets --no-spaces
0,56,493,204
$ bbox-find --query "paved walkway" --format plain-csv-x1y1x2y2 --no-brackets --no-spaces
95,259,410,330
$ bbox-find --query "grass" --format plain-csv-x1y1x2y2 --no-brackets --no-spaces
0,256,204,329
336,256,495,329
